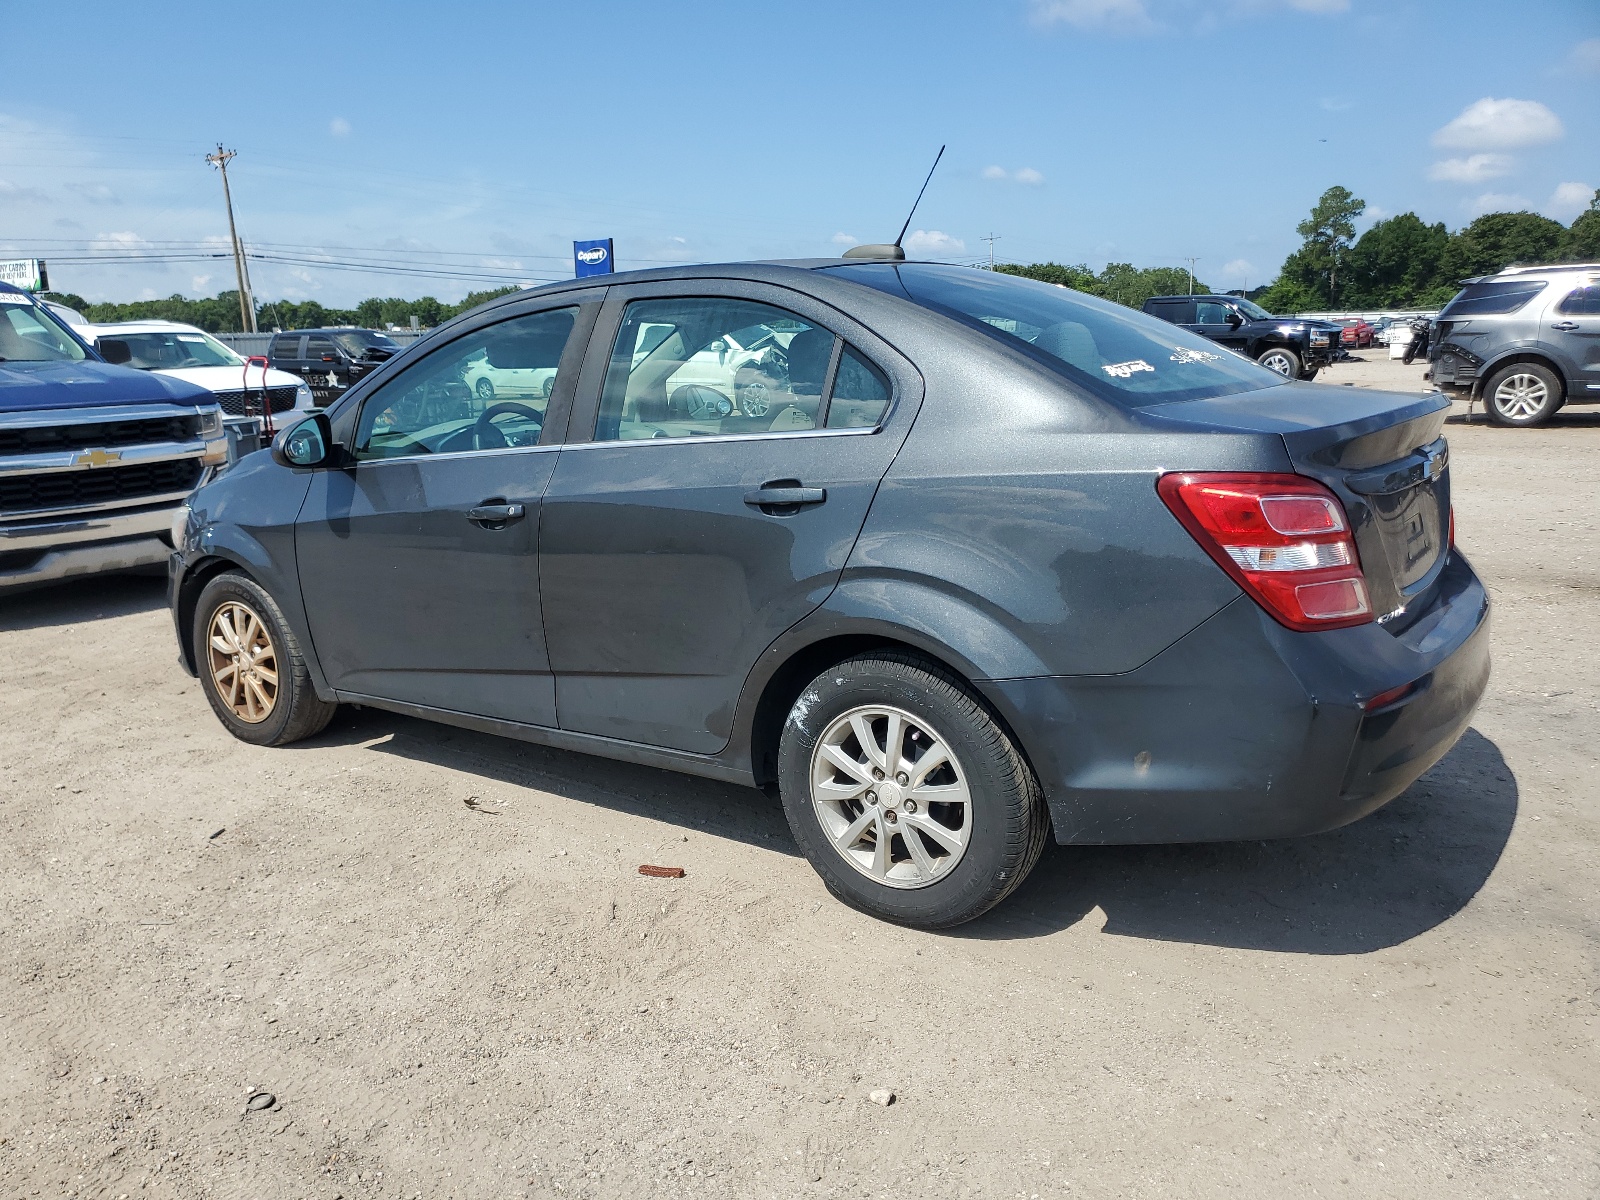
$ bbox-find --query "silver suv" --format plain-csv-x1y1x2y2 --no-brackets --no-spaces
1428,263,1600,426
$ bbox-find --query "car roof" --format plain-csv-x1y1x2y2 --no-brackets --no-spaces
1467,263,1600,282
81,319,207,334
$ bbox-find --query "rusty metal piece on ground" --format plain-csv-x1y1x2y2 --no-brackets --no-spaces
638,864,686,879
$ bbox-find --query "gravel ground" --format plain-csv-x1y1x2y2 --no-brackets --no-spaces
2,355,1596,1199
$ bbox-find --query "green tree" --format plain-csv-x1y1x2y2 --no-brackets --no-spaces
1341,213,1451,308
1442,210,1566,279
1269,186,1366,309
1563,188,1600,260
997,261,1206,309
997,261,1099,291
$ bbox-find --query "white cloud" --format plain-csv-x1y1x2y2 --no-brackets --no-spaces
1465,192,1532,217
1220,258,1255,284
330,117,352,137
982,166,1045,185
1433,98,1564,151
1366,204,1390,220
1569,38,1600,73
1428,153,1514,184
1030,0,1155,33
831,232,858,246
64,181,119,204
191,274,213,292
0,178,50,203
904,229,966,256
1546,181,1595,222
89,231,150,250
1281,0,1347,11
1320,97,1353,112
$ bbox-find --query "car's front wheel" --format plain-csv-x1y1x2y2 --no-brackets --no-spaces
777,654,1050,929
194,571,337,747
1485,362,1563,427
1257,346,1301,378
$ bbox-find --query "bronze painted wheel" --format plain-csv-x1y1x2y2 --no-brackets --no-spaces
193,571,336,746
206,600,279,723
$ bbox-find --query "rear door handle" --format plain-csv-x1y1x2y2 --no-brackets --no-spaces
743,486,826,509
466,503,525,525
1550,321,1580,331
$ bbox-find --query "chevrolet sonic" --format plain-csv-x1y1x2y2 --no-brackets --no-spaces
169,259,1490,928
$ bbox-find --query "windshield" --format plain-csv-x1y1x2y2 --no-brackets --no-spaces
0,295,88,363
111,329,243,369
827,263,1280,408
334,330,399,357
1233,298,1274,320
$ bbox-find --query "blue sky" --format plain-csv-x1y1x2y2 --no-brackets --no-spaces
3,0,1596,306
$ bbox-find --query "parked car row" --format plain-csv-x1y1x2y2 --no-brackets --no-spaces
166,256,1489,928
1140,294,1342,380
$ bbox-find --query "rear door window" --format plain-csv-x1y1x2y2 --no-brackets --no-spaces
271,335,302,359
829,263,1278,408
595,298,838,441
1145,299,1194,323
1557,285,1600,315
1439,280,1548,317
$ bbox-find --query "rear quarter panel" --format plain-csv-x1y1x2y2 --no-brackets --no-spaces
834,326,1292,679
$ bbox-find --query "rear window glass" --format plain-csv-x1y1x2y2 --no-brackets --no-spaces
1439,280,1548,317
825,263,1279,409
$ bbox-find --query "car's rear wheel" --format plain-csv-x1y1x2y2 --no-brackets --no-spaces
1257,347,1301,378
1485,362,1562,427
777,654,1050,929
194,571,336,747
475,377,496,401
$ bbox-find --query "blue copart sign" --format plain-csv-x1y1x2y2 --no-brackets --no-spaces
573,239,614,278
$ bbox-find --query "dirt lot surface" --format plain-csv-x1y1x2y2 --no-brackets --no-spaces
2,355,1596,1199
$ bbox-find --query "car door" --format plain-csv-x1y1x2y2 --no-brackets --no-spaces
1543,282,1600,400
1193,298,1247,352
539,284,920,754
294,299,599,725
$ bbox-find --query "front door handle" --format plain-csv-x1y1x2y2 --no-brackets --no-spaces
466,502,525,526
743,485,826,509
1550,321,1580,332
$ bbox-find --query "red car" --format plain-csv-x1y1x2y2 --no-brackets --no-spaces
1339,318,1374,349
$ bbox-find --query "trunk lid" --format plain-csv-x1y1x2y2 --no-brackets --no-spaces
1141,383,1452,627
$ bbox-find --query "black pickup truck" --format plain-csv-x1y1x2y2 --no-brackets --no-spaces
1142,295,1342,381
267,327,400,403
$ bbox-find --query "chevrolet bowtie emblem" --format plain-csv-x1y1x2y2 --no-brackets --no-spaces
73,448,123,468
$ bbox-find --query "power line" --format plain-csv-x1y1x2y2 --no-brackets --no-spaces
980,232,1001,271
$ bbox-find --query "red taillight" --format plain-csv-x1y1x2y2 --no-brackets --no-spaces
1448,504,1455,550
1157,472,1373,632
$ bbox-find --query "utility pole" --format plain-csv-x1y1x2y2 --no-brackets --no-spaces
206,145,257,332
1184,256,1199,295
981,232,1001,271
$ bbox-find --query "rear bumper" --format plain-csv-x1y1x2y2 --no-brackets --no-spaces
0,503,177,591
980,551,1490,845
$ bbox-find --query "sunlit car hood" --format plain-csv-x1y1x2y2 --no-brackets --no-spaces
0,359,213,412
145,365,306,392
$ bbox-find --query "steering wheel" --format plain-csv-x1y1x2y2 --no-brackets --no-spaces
472,401,543,450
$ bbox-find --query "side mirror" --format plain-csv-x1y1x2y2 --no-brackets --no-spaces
98,338,132,365
270,413,334,470
1226,313,1243,329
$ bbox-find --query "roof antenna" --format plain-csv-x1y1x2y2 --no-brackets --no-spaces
843,144,945,261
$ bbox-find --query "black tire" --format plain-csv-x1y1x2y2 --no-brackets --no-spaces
193,570,336,747
1299,368,1320,382
1256,346,1301,378
1484,362,1563,428
777,654,1050,929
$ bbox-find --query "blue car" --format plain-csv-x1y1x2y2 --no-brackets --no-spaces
169,259,1488,928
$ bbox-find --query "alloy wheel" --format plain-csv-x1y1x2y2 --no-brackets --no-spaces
207,600,279,724
809,705,971,889
738,378,772,417
1492,373,1549,421
1260,350,1295,377
476,377,495,401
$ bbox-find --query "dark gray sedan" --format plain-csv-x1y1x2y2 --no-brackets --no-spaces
169,259,1489,928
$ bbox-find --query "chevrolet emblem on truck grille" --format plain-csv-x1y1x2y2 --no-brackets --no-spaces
73,449,123,469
